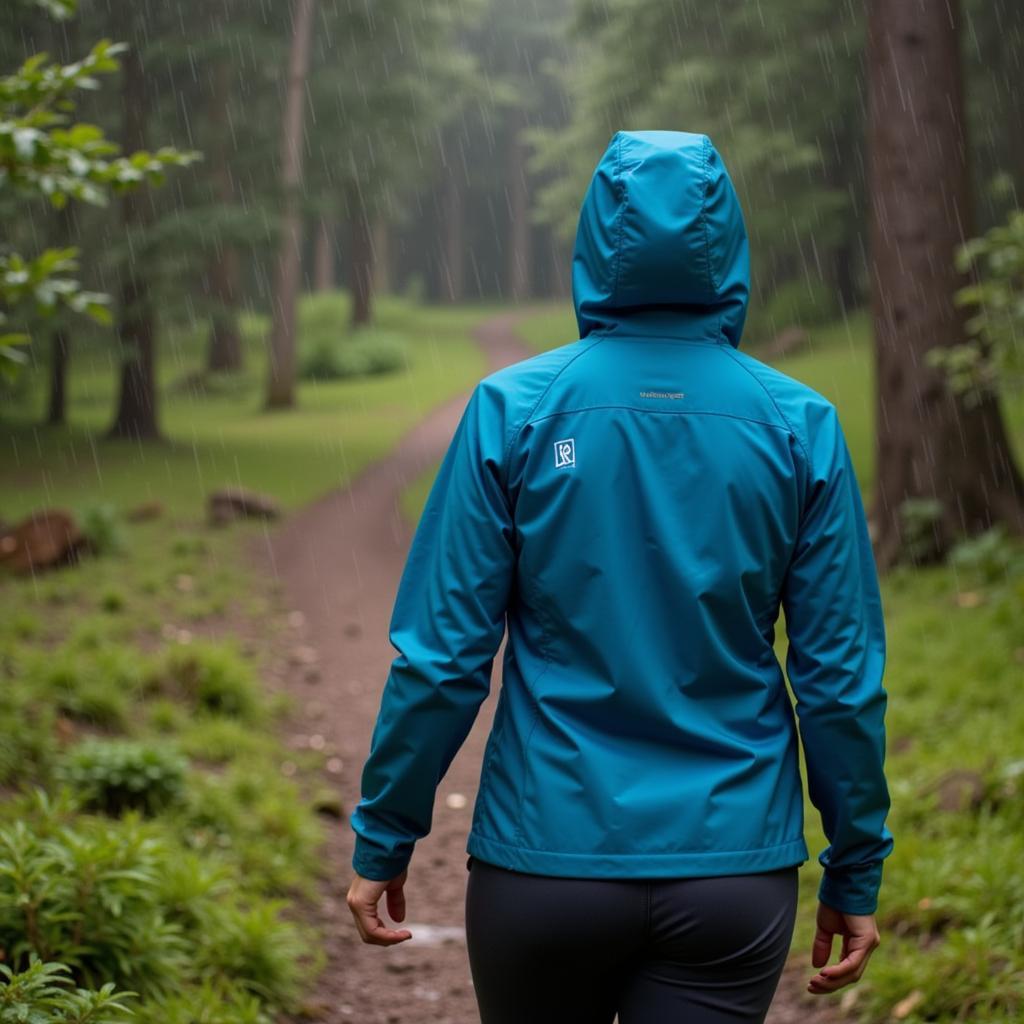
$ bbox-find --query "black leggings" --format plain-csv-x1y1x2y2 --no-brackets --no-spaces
464,855,799,1024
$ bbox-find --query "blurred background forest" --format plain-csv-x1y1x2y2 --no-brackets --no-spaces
1,0,1023,1022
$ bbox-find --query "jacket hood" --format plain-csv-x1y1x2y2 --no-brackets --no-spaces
572,130,750,347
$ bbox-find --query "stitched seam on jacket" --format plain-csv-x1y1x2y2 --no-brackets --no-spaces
472,831,809,858
527,403,794,436
700,135,717,296
610,132,628,305
510,583,554,849
720,346,811,468
502,338,606,473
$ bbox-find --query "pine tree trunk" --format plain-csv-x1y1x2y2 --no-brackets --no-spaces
867,0,1024,567
349,185,374,328
266,0,317,409
313,217,335,292
107,46,160,441
205,55,244,373
47,327,70,426
46,203,75,425
505,111,531,302
442,171,464,302
373,219,391,296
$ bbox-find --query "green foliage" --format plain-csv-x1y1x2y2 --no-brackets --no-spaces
55,740,188,816
77,503,126,557
0,813,189,990
300,328,410,381
0,958,135,1024
927,209,1024,405
150,641,264,723
0,18,199,379
177,764,322,894
744,277,838,343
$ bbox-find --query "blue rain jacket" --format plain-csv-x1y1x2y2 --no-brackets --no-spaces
350,130,894,915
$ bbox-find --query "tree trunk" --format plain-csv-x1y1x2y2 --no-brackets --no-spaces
505,111,531,302
266,0,317,410
107,45,159,441
867,0,1024,567
46,203,75,426
441,171,464,302
205,55,244,373
349,184,374,328
313,217,335,292
373,219,391,296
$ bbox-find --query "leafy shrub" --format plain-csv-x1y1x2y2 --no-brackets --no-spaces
0,816,189,993
300,328,409,381
0,683,55,786
177,764,322,894
746,277,838,342
77,504,126,558
149,641,263,722
55,740,188,816
0,958,135,1024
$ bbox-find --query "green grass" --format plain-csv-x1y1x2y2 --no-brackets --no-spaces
0,294,497,519
0,517,326,1017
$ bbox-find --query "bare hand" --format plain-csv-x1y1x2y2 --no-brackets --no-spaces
808,901,880,994
346,869,413,946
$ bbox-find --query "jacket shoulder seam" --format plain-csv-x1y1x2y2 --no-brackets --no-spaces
527,403,793,435
720,347,811,467
503,339,605,470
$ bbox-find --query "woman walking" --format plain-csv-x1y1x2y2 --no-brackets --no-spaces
346,129,894,1023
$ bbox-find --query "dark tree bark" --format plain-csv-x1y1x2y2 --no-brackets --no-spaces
313,217,335,292
348,184,374,328
46,204,75,426
505,110,531,302
868,0,1024,567
266,0,317,409
205,55,244,373
373,219,391,296
107,45,160,441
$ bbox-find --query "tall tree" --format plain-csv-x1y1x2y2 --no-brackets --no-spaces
203,42,244,373
106,41,159,439
265,0,316,410
867,0,1024,565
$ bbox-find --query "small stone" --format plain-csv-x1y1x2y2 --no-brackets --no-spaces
445,792,467,810
344,621,362,637
290,645,318,666
326,757,344,774
288,610,306,629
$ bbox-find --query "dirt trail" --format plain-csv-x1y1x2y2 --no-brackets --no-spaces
251,312,843,1024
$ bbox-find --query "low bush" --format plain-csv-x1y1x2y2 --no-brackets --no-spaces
55,740,188,816
299,328,409,381
148,640,264,722
0,959,135,1024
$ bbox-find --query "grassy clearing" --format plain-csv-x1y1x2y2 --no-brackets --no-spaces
0,294,496,519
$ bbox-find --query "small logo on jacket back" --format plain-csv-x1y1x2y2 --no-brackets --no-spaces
554,438,575,468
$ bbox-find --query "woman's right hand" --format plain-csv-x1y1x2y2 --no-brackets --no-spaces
807,901,881,994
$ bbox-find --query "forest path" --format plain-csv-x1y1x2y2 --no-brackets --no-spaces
251,311,842,1024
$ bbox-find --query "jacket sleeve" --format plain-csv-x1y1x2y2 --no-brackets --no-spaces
781,404,894,915
349,382,516,881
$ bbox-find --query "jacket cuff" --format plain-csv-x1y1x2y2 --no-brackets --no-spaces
351,834,412,881
818,861,884,915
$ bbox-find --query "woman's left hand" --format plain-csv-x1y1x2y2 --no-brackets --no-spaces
346,868,413,945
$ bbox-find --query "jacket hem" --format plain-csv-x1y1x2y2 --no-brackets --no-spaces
466,829,809,879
